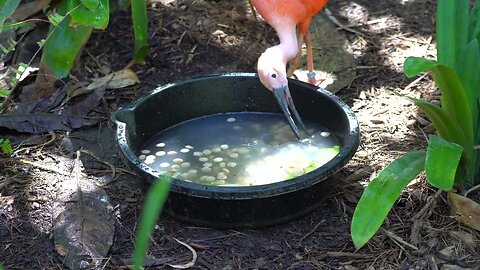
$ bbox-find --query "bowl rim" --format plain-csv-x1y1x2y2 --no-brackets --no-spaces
111,72,360,199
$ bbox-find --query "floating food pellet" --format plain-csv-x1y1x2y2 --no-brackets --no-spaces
214,180,226,185
229,153,239,158
171,164,181,170
188,169,198,174
320,132,331,137
156,143,165,147
193,152,203,157
202,149,212,155
213,157,223,163
203,162,213,167
180,173,191,179
212,147,221,153
201,167,212,173
219,162,226,168
146,155,156,160
221,168,230,174
238,148,249,154
181,162,191,168
199,157,208,162
144,159,155,165
180,148,190,153
233,126,241,130
185,145,194,149
206,176,216,181
160,162,170,168
141,149,151,154
220,144,229,150
227,162,237,168
227,117,236,123
139,155,146,160
217,174,227,180
173,158,183,164
167,151,177,155
155,151,166,156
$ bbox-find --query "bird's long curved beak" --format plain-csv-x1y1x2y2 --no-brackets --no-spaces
272,85,307,139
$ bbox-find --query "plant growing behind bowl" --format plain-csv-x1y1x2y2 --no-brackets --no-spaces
351,0,480,249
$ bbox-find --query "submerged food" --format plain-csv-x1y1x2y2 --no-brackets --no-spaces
139,113,340,186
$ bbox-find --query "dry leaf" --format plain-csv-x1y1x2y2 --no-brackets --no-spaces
11,0,51,21
87,69,139,90
53,151,115,269
448,192,480,231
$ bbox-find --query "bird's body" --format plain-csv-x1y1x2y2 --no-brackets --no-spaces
249,0,328,138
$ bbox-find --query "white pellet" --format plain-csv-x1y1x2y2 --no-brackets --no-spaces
156,143,165,147
146,155,156,160
173,158,183,164
219,162,226,168
201,167,212,173
203,162,213,167
167,151,177,155
220,144,229,150
180,148,190,153
181,162,191,168
155,151,166,156
188,169,198,174
238,148,249,154
221,168,230,174
199,157,208,162
214,180,226,185
213,157,223,163
217,174,227,180
185,145,194,149
139,155,146,160
144,159,155,165
206,176,216,181
200,176,209,181
171,164,181,170
160,162,170,168
141,149,151,154
212,147,222,153
193,151,203,157
202,149,212,155
229,153,239,158
227,162,237,168
320,131,331,137
180,173,191,179
233,126,241,130
226,117,236,123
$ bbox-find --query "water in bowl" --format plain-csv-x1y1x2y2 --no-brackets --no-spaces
139,112,340,186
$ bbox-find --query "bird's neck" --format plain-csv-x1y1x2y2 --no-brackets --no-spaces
275,22,299,63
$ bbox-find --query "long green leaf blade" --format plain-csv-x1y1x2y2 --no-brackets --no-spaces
68,0,109,29
133,177,170,269
403,57,437,78
131,0,148,63
351,151,426,249
426,135,463,190
469,0,480,41
0,0,20,31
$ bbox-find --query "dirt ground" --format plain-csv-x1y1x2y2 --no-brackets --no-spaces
1,0,480,269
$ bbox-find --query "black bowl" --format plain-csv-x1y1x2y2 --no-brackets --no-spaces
111,73,359,228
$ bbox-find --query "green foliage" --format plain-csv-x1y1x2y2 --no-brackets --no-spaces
0,138,13,155
352,0,480,249
0,0,20,31
68,0,109,29
131,0,149,63
351,151,426,249
132,177,170,269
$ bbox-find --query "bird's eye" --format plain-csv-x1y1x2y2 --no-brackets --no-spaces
271,73,277,78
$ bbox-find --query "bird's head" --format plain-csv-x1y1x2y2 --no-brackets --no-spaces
257,47,288,91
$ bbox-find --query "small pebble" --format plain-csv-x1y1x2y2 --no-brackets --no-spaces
226,117,236,123
193,151,203,157
141,149,151,154
156,143,165,147
138,155,146,160
212,147,222,153
173,158,183,164
185,145,194,149
213,157,223,163
180,148,190,153
167,151,177,155
202,149,212,155
159,162,170,168
220,144,229,150
199,157,208,162
320,131,331,137
201,167,212,173
155,151,166,156
181,162,191,168
203,162,213,167
229,153,239,158
227,162,237,168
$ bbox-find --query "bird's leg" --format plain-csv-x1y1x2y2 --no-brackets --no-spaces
305,31,325,85
286,33,304,78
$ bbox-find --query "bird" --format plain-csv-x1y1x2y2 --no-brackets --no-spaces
249,0,329,139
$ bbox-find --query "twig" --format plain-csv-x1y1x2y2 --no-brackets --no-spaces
0,158,72,176
381,228,418,251
325,251,371,259
80,149,116,180
168,238,197,269
403,73,428,92
298,218,326,245
465,183,480,197
412,189,442,221
324,8,367,38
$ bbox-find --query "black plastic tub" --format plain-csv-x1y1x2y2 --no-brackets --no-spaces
111,73,359,228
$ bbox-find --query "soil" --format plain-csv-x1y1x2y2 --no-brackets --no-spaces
1,0,480,269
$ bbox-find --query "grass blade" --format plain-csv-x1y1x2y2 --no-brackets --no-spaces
132,177,170,269
351,151,426,249
426,135,463,190
131,0,148,63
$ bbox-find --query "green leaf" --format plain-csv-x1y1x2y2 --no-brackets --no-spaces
41,13,93,79
351,151,426,249
80,0,100,10
437,0,469,68
0,88,10,98
0,0,20,32
426,135,463,190
131,0,148,63
68,0,109,30
403,57,437,78
133,177,170,269
0,138,13,155
469,0,480,41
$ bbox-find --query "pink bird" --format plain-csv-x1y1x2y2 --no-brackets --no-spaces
250,0,329,138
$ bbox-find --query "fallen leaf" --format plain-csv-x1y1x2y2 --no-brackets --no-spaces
53,151,115,270
87,69,139,90
0,113,98,133
448,192,480,231
11,0,51,21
